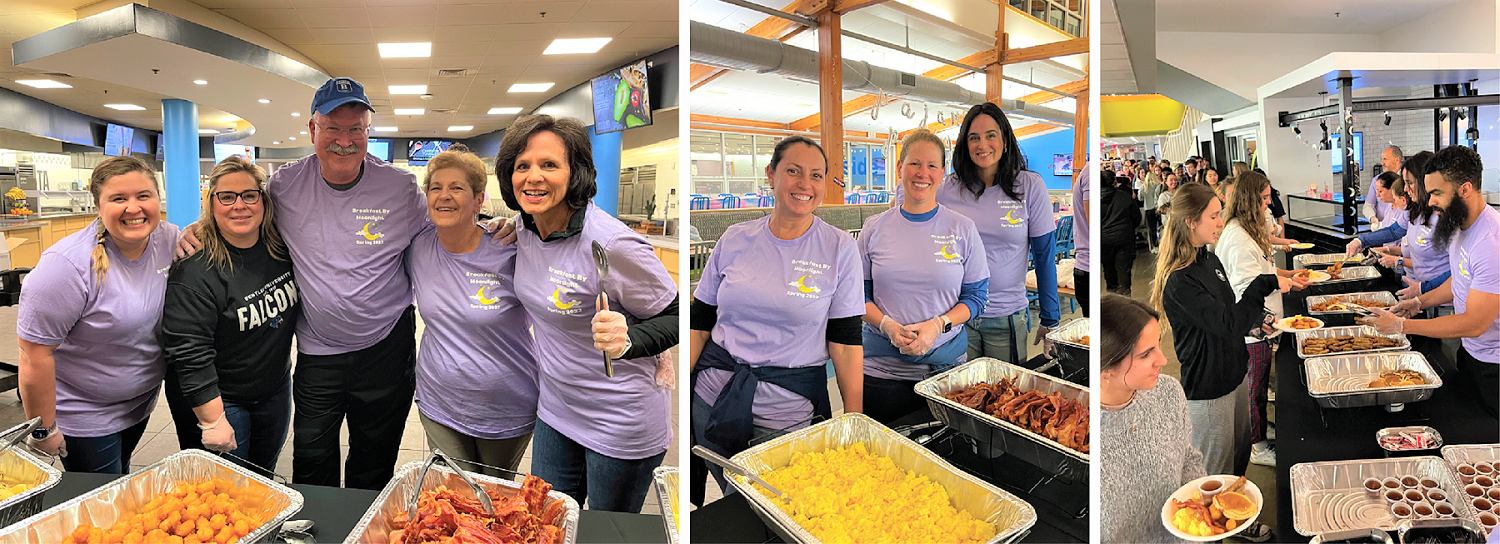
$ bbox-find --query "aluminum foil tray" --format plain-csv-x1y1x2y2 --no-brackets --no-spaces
1305,352,1441,409
0,447,60,529
1306,292,1400,315
1296,253,1366,269
1044,318,1090,382
653,466,679,544
1317,266,1382,283
914,358,1089,482
727,413,1037,544
0,450,302,544
1290,456,1480,536
1377,426,1444,454
1439,444,1500,468
1295,326,1411,359
344,461,579,544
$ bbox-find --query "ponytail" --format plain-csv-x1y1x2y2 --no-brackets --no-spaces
91,221,110,285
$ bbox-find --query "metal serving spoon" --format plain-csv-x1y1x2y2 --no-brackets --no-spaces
592,240,614,378
691,446,787,500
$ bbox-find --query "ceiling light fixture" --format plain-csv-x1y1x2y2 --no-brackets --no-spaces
543,38,611,55
105,104,146,110
448,126,473,132
389,85,427,95
377,42,432,58
300,131,308,135
17,79,72,88
394,108,425,115
488,107,523,115
373,127,398,132
258,99,270,104
508,83,554,93
289,137,296,140
198,129,218,134
291,112,301,117
193,80,208,85
273,141,282,144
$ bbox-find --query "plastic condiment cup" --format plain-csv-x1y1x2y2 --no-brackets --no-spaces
1385,489,1406,503
1434,501,1455,517
1479,512,1498,527
1420,477,1440,490
1391,503,1413,518
1477,462,1494,474
1427,489,1448,503
1459,464,1479,483
1474,497,1494,512
1198,478,1224,503
1489,488,1500,502
1412,502,1435,518
1467,484,1486,498
1401,475,1421,488
1384,477,1403,490
1406,489,1426,502
1363,477,1384,497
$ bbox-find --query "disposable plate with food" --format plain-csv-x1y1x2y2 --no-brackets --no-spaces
1276,316,1325,333
1161,475,1264,542
1294,270,1332,283
1289,243,1315,249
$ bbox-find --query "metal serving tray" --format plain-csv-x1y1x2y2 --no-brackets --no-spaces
653,466,678,544
0,446,60,528
0,450,302,544
1377,426,1444,455
344,460,579,544
1306,292,1400,315
1290,456,1480,536
1305,352,1441,409
1439,444,1500,468
1044,318,1090,383
914,358,1089,482
1295,326,1411,359
1296,253,1366,270
727,413,1037,544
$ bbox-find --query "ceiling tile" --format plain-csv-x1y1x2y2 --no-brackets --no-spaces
313,27,375,44
553,21,631,39
216,9,305,30
430,25,505,43
366,6,437,27
370,26,437,42
298,8,370,28
570,2,649,23
363,0,440,6
616,21,676,39
261,27,317,45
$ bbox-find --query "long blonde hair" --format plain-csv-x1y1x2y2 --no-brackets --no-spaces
196,156,287,274
1149,184,1221,322
1223,171,1272,258
87,156,159,286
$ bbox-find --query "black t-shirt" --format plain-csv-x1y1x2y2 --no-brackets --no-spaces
163,238,299,406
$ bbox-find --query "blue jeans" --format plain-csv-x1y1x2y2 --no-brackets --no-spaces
530,419,665,513
166,379,293,479
966,312,1023,364
61,418,150,474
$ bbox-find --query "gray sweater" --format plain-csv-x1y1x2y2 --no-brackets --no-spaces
1101,375,1207,543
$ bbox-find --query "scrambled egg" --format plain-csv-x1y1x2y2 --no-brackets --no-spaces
754,443,997,544
0,483,31,502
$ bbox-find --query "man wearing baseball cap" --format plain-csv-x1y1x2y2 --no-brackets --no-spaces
180,77,427,489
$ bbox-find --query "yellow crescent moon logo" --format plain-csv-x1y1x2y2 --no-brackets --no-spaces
935,245,960,260
358,222,384,241
473,286,499,305
788,275,819,294
1004,211,1022,224
1460,254,1470,277
548,287,580,309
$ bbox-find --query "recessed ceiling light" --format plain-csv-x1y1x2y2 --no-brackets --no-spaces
198,129,218,134
543,38,612,55
389,85,427,95
508,83,554,93
291,112,301,117
300,131,308,135
448,126,473,132
258,99,270,104
288,137,296,140
373,127,398,132
193,80,208,85
105,104,146,111
377,42,432,58
488,107,523,115
17,79,72,89
273,141,282,144
394,108,425,115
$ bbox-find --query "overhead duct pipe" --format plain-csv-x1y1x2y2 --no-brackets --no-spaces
690,21,1075,126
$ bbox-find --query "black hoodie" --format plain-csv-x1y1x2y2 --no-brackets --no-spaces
1100,178,1141,244
1163,248,1279,400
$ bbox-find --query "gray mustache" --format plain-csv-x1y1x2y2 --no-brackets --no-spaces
326,143,360,156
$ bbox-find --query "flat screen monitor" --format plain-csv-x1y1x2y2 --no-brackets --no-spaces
1053,153,1073,176
407,140,452,166
1331,132,1363,174
590,60,651,134
213,144,254,164
367,139,392,162
155,136,164,161
103,124,134,157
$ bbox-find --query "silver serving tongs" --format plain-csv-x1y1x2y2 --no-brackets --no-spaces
0,417,42,460
691,446,788,501
591,240,614,378
1330,301,1375,317
409,448,495,524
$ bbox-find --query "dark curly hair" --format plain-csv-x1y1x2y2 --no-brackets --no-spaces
951,102,1030,202
494,115,597,213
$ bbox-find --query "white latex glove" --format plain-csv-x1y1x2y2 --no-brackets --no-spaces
482,216,518,245
198,414,237,452
25,430,65,458
1368,307,1405,335
901,318,941,357
1397,276,1423,301
592,294,630,360
878,315,914,349
652,351,675,390
176,221,202,259
1034,325,1057,359
1378,254,1401,269
1345,238,1363,257
1391,297,1423,318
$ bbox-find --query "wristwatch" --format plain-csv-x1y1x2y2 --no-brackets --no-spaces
938,315,953,333
31,422,55,441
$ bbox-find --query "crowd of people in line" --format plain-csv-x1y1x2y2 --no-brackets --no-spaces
16,77,680,513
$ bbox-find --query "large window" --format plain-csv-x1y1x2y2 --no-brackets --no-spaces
690,130,789,196
1009,0,1087,37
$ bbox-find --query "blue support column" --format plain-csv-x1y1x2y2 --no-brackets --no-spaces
161,99,199,225
588,127,622,217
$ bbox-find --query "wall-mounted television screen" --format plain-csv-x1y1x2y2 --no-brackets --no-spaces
103,124,134,157
1331,132,1363,174
1053,153,1073,176
155,136,164,161
367,139,392,162
213,144,254,164
590,60,651,134
407,140,452,166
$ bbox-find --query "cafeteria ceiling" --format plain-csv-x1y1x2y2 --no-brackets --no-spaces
689,0,1085,138
1154,0,1467,34
0,0,676,147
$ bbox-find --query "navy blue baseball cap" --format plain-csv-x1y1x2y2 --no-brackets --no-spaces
311,77,373,116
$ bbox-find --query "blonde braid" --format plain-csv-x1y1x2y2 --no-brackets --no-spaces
91,221,110,286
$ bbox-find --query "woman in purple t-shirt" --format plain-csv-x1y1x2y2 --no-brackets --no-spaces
497,116,678,513
18,157,180,473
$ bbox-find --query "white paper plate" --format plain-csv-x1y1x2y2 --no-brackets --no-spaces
1161,475,1264,542
1275,316,1325,333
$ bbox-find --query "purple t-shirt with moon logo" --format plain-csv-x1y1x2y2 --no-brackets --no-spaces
694,215,864,430
17,220,179,437
515,203,675,459
266,154,428,355
408,224,538,440
933,171,1055,317
1449,205,1500,362
859,206,988,381
1073,167,1090,272
1402,214,1451,289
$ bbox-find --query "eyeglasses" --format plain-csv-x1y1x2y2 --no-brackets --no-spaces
213,190,263,206
316,124,370,139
